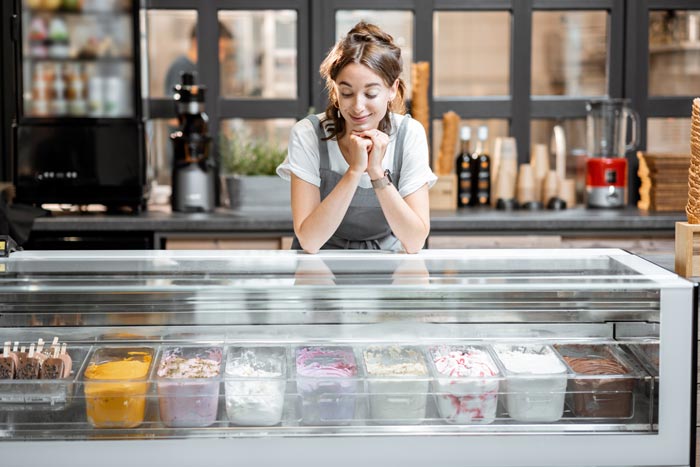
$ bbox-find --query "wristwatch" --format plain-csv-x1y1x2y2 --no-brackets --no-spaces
371,169,393,189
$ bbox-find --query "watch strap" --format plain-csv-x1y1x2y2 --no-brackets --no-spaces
371,170,392,189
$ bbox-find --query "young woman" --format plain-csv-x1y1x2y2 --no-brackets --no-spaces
277,22,436,253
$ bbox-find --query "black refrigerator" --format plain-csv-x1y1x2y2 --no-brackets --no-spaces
11,0,146,211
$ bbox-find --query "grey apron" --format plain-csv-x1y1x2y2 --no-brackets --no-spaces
292,114,411,251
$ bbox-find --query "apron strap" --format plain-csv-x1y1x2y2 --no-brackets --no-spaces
392,114,411,189
306,114,330,171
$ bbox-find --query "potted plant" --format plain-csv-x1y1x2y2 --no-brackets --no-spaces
219,132,288,209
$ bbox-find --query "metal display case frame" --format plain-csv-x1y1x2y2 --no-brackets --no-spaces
0,248,695,467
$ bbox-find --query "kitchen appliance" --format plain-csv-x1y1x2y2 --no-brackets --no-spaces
170,72,215,212
11,0,146,211
585,99,639,208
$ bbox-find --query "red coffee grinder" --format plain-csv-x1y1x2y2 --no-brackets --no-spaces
585,99,639,208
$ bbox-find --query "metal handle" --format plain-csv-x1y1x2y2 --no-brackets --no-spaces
624,107,640,152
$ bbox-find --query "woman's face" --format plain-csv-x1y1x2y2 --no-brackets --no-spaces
334,63,397,133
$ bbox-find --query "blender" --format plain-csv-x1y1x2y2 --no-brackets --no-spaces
585,99,639,208
170,72,216,212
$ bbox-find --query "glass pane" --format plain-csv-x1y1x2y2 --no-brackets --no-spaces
531,119,586,204
335,10,414,96
22,0,135,117
431,118,509,168
434,12,510,97
649,10,700,96
532,11,608,96
219,10,297,98
144,119,173,188
146,10,197,99
647,117,691,154
219,118,295,175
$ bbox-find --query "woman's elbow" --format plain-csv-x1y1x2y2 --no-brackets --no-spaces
296,233,320,254
402,231,429,254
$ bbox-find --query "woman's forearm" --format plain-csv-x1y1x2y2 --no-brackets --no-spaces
295,169,363,253
374,185,430,253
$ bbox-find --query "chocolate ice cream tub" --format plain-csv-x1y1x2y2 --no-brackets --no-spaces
555,343,638,419
362,345,430,424
493,344,567,422
225,346,286,426
156,346,222,428
295,346,359,425
429,345,501,424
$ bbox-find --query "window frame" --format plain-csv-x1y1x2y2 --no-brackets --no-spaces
9,0,687,206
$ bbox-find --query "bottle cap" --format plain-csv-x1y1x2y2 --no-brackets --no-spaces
478,125,488,141
460,126,471,141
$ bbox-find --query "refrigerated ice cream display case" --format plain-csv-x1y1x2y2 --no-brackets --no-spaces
0,249,695,467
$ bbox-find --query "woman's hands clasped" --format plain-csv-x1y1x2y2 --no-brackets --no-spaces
349,129,389,179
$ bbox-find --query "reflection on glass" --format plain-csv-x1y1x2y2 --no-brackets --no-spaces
146,10,197,99
531,119,586,204
531,11,607,96
22,0,134,117
434,12,510,97
647,117,691,154
293,256,429,286
336,10,413,96
431,119,508,168
218,10,297,98
649,10,700,96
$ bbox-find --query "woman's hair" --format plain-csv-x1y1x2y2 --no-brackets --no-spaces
319,21,406,140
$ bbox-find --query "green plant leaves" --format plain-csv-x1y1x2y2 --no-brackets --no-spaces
219,133,287,176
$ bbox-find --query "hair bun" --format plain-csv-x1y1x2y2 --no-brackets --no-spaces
350,32,373,43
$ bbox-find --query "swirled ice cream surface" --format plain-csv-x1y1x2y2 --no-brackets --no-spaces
296,346,356,378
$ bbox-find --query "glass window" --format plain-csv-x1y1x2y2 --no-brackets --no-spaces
531,11,608,96
335,10,414,95
219,118,295,175
431,118,509,168
531,119,587,204
434,12,510,97
218,10,297,98
647,117,692,154
649,10,700,96
145,118,175,187
146,10,197,99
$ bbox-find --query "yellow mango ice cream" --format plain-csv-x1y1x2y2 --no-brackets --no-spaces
84,351,152,428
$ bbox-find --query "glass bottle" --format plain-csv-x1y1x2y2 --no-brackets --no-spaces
472,125,491,206
455,126,472,207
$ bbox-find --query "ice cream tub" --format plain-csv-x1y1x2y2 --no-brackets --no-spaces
83,346,153,428
429,345,501,424
295,346,359,425
0,343,89,408
554,343,638,419
362,345,429,424
493,344,567,422
156,346,222,428
225,346,286,426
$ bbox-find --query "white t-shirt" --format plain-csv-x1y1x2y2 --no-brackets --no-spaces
277,113,437,198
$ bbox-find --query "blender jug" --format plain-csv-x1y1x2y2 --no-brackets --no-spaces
585,99,639,208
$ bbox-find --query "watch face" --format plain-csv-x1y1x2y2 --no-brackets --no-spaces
385,170,392,184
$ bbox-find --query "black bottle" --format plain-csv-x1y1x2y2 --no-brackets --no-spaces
471,125,491,206
455,126,472,207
